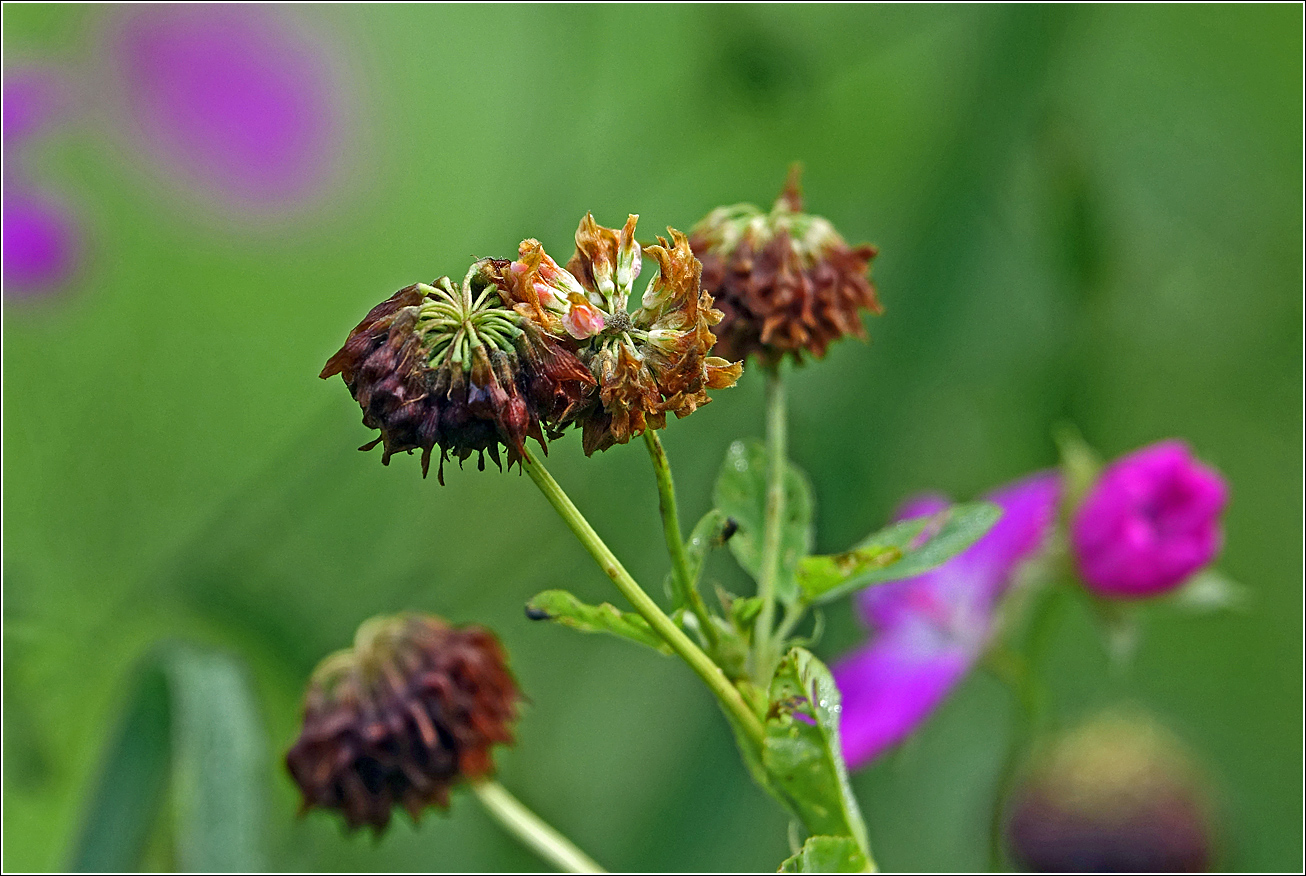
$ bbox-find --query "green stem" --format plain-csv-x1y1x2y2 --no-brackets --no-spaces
642,430,718,647
471,780,605,873
753,366,788,681
986,585,1062,870
522,447,765,751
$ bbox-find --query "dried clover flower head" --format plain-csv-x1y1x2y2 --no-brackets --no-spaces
689,165,882,365
285,613,519,834
504,213,742,455
321,261,594,482
1006,711,1216,872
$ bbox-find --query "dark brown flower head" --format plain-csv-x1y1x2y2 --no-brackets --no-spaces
285,613,519,834
505,214,741,455
689,165,882,365
321,261,594,482
1006,711,1217,872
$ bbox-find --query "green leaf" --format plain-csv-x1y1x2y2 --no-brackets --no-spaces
526,589,671,654
779,836,872,873
166,647,267,872
1165,568,1250,614
69,663,172,871
714,439,814,604
761,648,870,859
797,501,1002,604
69,644,267,872
684,508,732,589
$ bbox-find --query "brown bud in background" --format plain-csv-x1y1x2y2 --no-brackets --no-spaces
690,165,882,366
1006,711,1218,872
285,613,519,833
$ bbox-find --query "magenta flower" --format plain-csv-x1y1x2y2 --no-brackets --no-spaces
3,68,81,298
111,6,345,211
832,472,1062,769
2,190,81,296
1070,440,1228,599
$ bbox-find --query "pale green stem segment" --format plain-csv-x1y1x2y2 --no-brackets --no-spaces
471,780,605,874
642,430,718,647
753,367,788,679
522,446,765,750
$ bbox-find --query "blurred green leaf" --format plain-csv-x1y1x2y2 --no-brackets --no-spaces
714,439,814,605
1054,422,1102,511
166,647,267,872
68,663,172,872
779,835,872,873
797,502,1002,604
526,589,671,654
68,645,267,873
762,648,869,858
1165,569,1251,614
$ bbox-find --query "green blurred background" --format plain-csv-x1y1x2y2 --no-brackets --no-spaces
3,4,1301,871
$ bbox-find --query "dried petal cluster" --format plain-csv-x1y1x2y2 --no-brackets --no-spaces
503,213,741,454
285,613,519,833
323,214,741,472
320,262,594,482
690,167,882,365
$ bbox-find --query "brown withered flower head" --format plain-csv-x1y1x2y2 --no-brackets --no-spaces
1005,711,1218,872
689,166,882,365
285,613,519,834
502,214,743,455
321,261,594,483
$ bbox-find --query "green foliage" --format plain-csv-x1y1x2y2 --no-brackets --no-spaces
526,590,671,654
68,645,266,872
715,439,815,605
760,648,870,860
1054,423,1102,512
684,508,732,591
2,4,1299,871
779,836,873,873
796,502,1002,604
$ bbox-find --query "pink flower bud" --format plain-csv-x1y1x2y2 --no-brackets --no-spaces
1071,440,1228,599
563,296,606,339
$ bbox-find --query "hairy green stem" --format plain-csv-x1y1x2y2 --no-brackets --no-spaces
471,780,605,873
753,367,788,681
522,447,765,750
642,430,718,647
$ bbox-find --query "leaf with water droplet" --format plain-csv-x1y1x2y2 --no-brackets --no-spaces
714,439,814,605
761,647,870,861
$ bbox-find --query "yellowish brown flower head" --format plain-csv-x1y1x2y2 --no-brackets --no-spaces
504,213,743,455
689,166,882,366
285,613,519,834
321,260,594,482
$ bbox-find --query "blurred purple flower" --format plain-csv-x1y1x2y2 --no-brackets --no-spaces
3,190,80,296
3,67,70,151
4,68,81,298
1070,440,1227,600
113,7,343,208
833,472,1062,769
